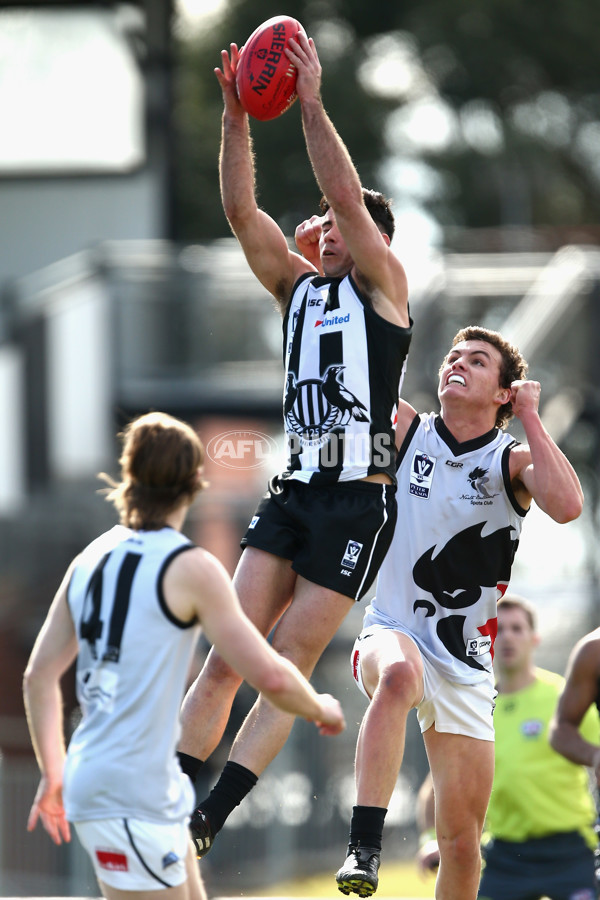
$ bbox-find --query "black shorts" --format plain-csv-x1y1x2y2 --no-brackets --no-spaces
478,832,598,900
240,476,397,601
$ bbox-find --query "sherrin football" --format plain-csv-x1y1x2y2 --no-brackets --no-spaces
236,16,306,121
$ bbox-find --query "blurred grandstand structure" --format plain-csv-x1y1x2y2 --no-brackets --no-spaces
1,1,599,896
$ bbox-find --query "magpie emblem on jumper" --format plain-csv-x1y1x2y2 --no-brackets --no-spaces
284,365,369,445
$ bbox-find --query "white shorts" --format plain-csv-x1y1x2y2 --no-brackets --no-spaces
75,817,190,891
351,625,496,742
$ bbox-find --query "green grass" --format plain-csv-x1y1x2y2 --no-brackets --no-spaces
255,860,436,898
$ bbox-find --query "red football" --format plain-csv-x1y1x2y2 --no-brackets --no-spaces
236,16,305,121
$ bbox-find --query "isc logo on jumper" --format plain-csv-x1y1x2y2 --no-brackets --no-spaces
409,450,436,498
341,540,363,570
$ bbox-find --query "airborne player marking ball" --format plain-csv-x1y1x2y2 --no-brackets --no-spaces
236,15,306,121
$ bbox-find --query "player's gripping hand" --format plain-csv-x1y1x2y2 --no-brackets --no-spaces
295,214,324,272
313,693,346,736
510,379,541,420
214,43,244,114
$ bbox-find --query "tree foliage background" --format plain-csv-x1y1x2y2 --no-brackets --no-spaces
172,0,600,246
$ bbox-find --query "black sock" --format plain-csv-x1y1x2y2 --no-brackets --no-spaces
199,761,258,834
177,752,204,784
348,805,387,852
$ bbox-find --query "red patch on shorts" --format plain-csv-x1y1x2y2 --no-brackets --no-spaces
96,849,129,871
352,648,360,682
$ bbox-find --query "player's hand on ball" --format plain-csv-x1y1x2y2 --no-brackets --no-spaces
214,43,244,113
285,31,322,104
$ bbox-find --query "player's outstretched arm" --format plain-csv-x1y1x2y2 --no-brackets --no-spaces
215,43,315,307
167,549,346,734
287,32,409,325
509,380,583,523
23,567,78,845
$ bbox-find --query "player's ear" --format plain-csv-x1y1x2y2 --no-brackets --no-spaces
495,386,511,406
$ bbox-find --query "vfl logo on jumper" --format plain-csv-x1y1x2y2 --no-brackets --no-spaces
460,466,499,504
341,540,363,572
284,365,369,444
409,450,436,498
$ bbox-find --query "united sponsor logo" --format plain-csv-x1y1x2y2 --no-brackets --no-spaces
314,313,350,328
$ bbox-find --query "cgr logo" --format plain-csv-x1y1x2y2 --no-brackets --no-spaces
206,430,278,470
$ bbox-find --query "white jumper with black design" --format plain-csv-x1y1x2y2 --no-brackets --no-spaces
365,412,528,684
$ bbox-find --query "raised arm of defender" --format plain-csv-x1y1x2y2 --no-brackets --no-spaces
507,380,583,523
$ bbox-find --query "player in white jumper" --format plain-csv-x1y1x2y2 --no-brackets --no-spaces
335,326,584,900
23,412,345,900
